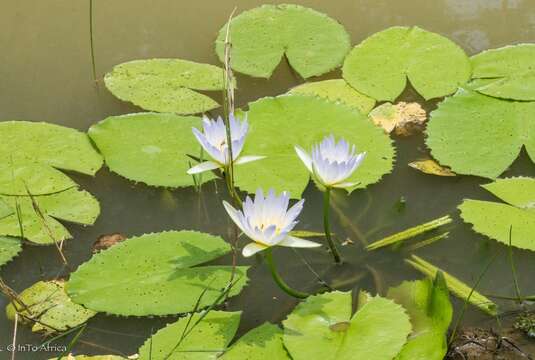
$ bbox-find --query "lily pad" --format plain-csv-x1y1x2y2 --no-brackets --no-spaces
220,322,289,360
215,4,350,78
138,311,241,359
0,121,102,176
343,26,471,101
89,113,217,188
0,236,22,267
6,280,96,334
459,178,535,251
387,275,452,360
49,356,126,360
471,44,535,100
282,291,411,360
0,188,100,244
369,102,427,136
426,88,535,178
0,162,77,196
67,231,249,316
289,80,376,114
234,95,395,197
105,59,227,115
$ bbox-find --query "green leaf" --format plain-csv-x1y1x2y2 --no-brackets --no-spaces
289,80,376,114
138,311,241,359
6,280,96,334
67,231,249,316
220,322,289,360
0,162,76,196
0,121,102,176
0,236,22,268
405,255,497,315
89,112,215,188
471,44,535,100
0,188,99,244
282,291,411,360
387,275,452,360
49,356,126,360
481,177,535,210
215,4,350,79
343,26,471,101
234,95,394,197
104,59,227,115
426,88,535,178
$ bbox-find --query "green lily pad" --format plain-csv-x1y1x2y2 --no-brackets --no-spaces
138,311,241,359
220,322,289,360
426,88,535,178
0,121,102,176
6,280,96,334
282,291,411,360
471,44,535,100
459,178,535,251
0,188,100,244
215,4,350,78
104,59,227,115
49,356,126,360
387,275,452,360
234,95,394,197
67,231,249,316
0,236,22,267
0,162,76,196
289,79,376,114
342,26,471,101
89,113,215,188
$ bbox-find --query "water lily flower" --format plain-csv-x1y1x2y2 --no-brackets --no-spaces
187,113,264,174
295,135,366,189
223,189,321,257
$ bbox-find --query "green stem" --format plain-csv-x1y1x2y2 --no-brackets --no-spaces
264,249,308,299
323,188,342,264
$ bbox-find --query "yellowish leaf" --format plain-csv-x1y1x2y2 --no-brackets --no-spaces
409,159,456,177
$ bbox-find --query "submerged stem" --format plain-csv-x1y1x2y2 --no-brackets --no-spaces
264,248,308,299
323,188,342,264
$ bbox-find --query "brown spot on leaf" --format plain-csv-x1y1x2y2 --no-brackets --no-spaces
93,233,127,253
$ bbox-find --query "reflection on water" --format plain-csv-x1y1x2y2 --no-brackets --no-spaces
1,0,535,358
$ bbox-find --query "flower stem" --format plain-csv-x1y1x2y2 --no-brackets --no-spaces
264,248,309,299
323,188,342,264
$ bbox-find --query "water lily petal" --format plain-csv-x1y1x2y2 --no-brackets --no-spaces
295,146,313,173
332,181,360,189
278,236,321,248
223,201,248,234
242,242,268,257
234,155,266,165
186,161,221,175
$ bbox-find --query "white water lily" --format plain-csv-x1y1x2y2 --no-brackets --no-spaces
187,113,264,174
223,189,321,257
295,135,366,189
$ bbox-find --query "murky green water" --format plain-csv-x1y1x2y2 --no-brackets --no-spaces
1,0,535,358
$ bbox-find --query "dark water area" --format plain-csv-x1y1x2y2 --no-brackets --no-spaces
1,0,535,358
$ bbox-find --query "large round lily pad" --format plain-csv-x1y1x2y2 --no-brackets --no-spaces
459,178,535,251
387,277,452,360
215,4,350,79
471,44,535,100
138,311,241,359
89,113,215,188
426,88,535,178
0,121,102,176
234,95,394,197
282,291,411,360
221,322,289,360
67,231,249,316
0,236,22,268
0,188,100,244
0,162,76,196
343,26,471,101
6,280,96,334
105,59,227,115
289,79,376,114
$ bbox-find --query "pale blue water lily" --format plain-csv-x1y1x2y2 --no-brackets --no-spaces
187,113,264,174
223,189,321,257
295,135,366,189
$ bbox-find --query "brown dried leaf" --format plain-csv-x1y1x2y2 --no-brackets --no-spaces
409,159,456,177
92,233,127,253
369,101,427,136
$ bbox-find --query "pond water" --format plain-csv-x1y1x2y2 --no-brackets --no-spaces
2,0,535,358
